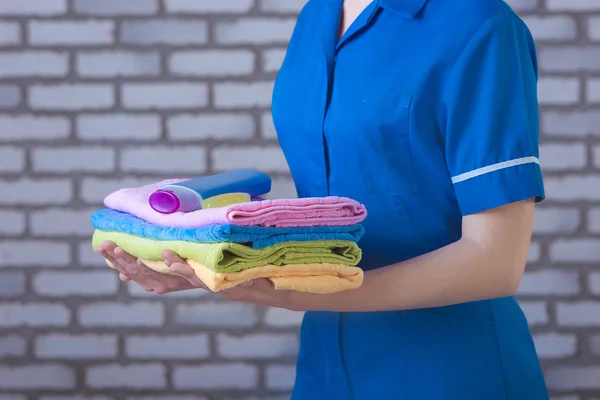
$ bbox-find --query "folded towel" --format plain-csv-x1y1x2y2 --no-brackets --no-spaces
92,208,365,249
105,258,363,293
92,230,362,273
103,179,367,228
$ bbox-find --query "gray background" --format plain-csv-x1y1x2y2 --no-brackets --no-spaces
0,0,598,399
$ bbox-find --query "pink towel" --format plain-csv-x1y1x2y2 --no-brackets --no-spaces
104,179,367,228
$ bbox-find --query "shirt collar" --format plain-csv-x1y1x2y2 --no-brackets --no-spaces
378,0,429,18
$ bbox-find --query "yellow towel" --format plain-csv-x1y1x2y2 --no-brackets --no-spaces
105,258,363,294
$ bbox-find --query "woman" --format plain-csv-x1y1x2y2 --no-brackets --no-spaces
98,0,550,398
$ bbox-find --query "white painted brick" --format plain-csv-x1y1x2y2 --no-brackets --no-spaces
122,83,208,109
80,177,158,204
0,85,21,109
36,334,117,359
0,51,68,77
169,50,255,76
0,146,25,172
0,335,26,357
540,143,586,171
78,302,164,327
74,0,159,15
30,209,97,236
522,16,577,42
77,114,161,141
126,334,210,359
543,111,600,136
0,241,70,267
128,283,210,298
214,82,274,108
546,366,600,390
261,112,278,139
0,211,25,235
517,271,579,296
0,179,72,205
0,0,67,15
165,0,253,13
265,365,295,390
0,22,20,46
537,77,580,105
213,146,289,173
591,208,600,234
29,84,114,111
87,364,166,389
215,18,296,45
0,115,70,141
175,302,257,327
540,47,600,72
533,333,577,359
0,364,74,390
544,176,600,201
590,334,600,355
587,78,600,103
120,20,208,45
120,146,207,173
217,334,298,359
29,20,114,46
33,146,115,172
168,113,254,141
519,301,549,327
532,207,580,234
590,17,600,41
262,48,286,72
527,241,541,263
173,364,258,390
0,273,25,297
0,303,70,327
33,272,118,297
550,239,600,263
547,0,600,10
264,308,304,327
77,51,160,77
260,0,307,12
557,302,600,326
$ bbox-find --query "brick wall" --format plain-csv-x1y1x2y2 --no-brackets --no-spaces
0,0,598,399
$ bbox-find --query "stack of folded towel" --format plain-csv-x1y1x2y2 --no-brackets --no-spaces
91,179,368,294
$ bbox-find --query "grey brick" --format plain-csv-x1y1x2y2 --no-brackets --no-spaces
77,51,160,77
80,177,158,204
550,239,600,263
592,273,600,295
0,146,25,172
550,396,580,400
0,51,68,77
78,240,107,268
262,48,286,72
533,333,577,359
522,16,577,42
173,364,258,390
120,146,207,173
165,0,253,13
74,0,159,15
540,143,586,170
40,396,114,400
30,209,97,236
540,47,600,72
36,334,117,359
0,85,21,109
78,302,164,327
0,179,72,205
546,366,600,390
0,115,70,141
33,271,118,297
265,365,295,390
213,146,289,173
260,0,307,13
122,83,208,109
0,396,27,400
588,78,600,103
532,207,580,234
169,50,255,76
0,241,70,267
33,146,115,172
261,112,278,139
0,0,67,15
0,364,75,389
120,20,208,45
168,113,254,141
590,17,600,41
0,211,25,235
544,176,600,201
125,334,210,359
557,302,600,326
543,111,600,136
538,77,580,105
0,22,21,46
0,273,25,297
519,301,548,327
518,271,579,296
215,18,296,45
29,20,114,46
0,303,70,327
78,114,162,141
527,241,541,263
588,334,600,355
29,84,114,111
125,397,207,400
175,302,257,327
0,335,26,357
264,308,304,328
547,0,600,10
86,364,166,389
218,333,298,359
214,82,274,108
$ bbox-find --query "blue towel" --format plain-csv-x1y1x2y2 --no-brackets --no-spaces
91,208,365,249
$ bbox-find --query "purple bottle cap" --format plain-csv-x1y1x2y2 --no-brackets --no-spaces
149,189,180,214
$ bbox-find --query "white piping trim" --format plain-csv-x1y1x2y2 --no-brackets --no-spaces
451,156,540,184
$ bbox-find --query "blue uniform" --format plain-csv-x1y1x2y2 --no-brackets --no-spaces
272,0,549,398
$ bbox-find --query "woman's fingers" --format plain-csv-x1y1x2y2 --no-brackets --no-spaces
163,250,208,289
119,273,131,282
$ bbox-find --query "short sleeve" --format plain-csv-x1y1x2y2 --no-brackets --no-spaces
441,11,545,216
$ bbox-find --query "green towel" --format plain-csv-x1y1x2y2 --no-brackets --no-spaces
92,230,362,273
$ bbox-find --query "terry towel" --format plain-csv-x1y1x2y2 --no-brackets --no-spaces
103,179,367,228
92,208,365,249
105,258,363,293
92,230,362,273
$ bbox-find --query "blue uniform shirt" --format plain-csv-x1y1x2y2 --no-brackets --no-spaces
272,0,549,398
